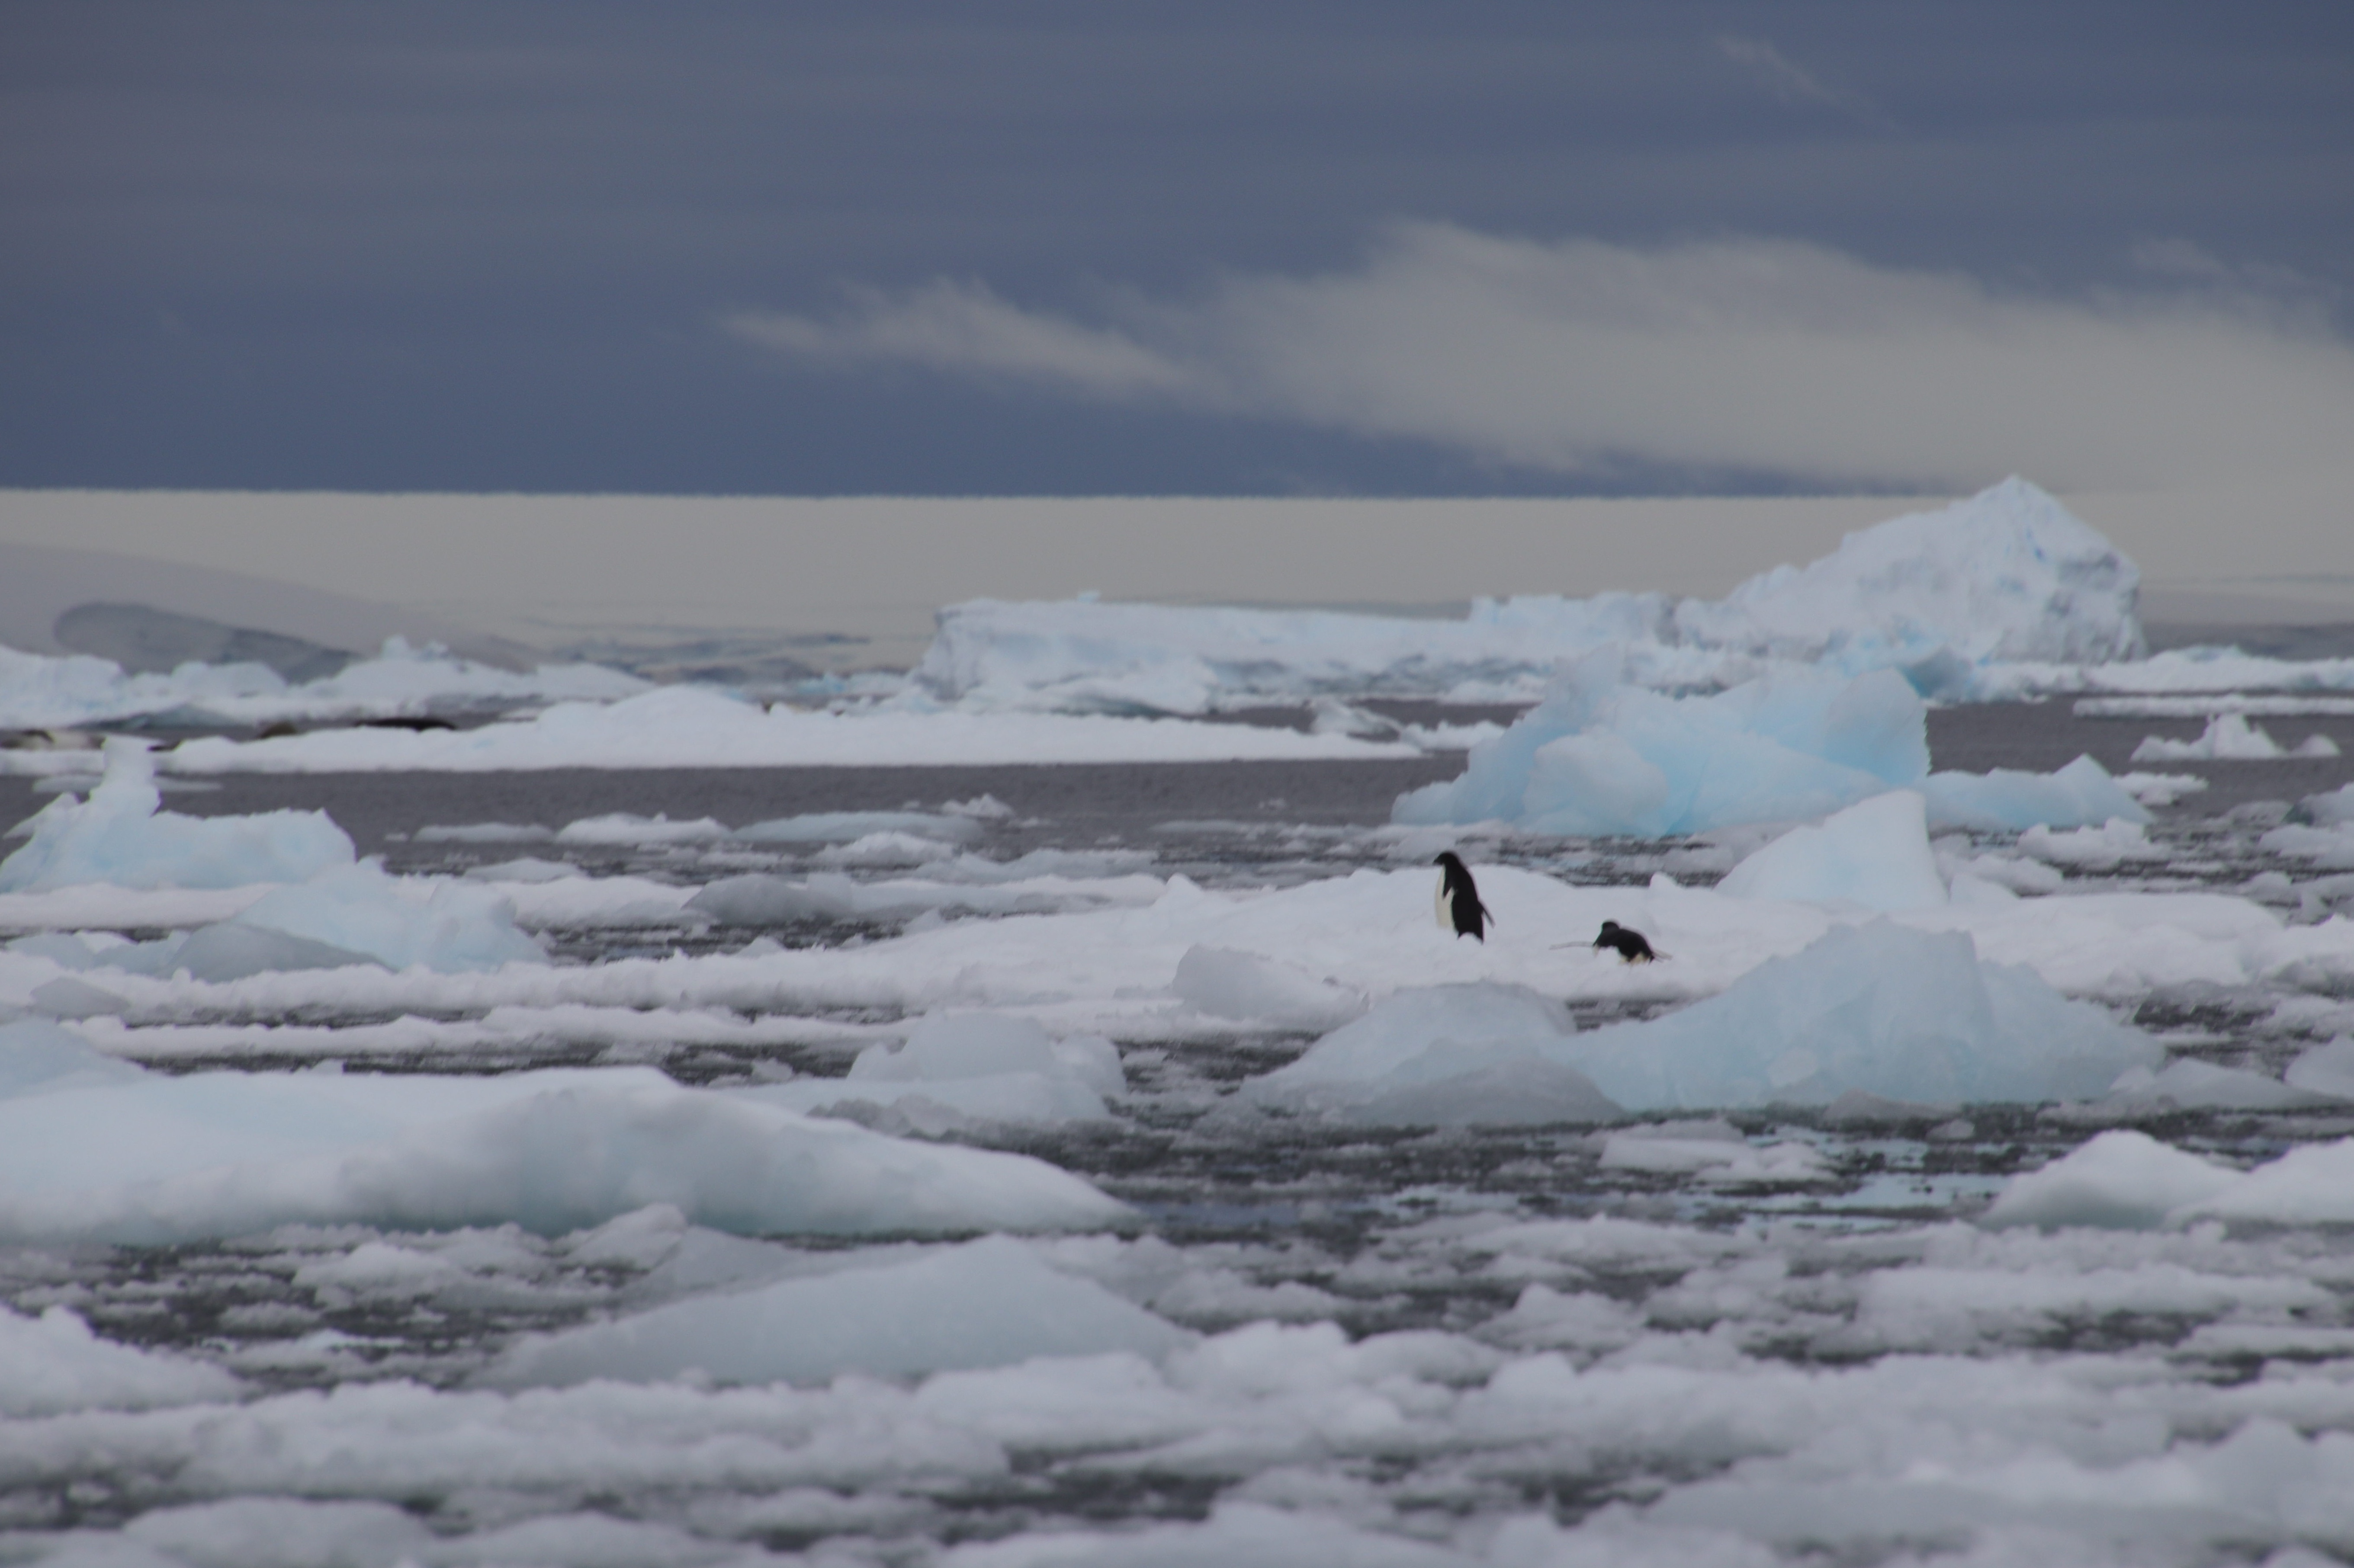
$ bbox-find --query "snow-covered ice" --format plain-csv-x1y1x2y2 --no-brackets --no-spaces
2132,712,2343,762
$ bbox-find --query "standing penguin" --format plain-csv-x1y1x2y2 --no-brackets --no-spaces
1433,851,1493,941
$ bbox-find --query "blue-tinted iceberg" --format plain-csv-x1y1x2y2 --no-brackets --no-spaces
1554,922,2159,1110
1394,658,1928,837
1395,654,2148,839
0,742,353,891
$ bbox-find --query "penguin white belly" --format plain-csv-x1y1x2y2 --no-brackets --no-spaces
1435,874,1453,930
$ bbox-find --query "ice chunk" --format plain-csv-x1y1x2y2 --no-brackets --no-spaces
733,809,986,845
2307,782,2354,825
2076,1057,2333,1118
491,1235,1191,1388
554,812,729,846
232,863,543,972
1920,754,2152,832
1395,660,1930,837
2132,713,2341,762
2175,1137,2354,1225
0,1018,145,1098
167,922,382,981
687,872,857,923
0,1067,1132,1244
1599,1126,1832,1185
0,1304,242,1417
1243,984,1620,1125
749,1013,1124,1126
1982,1130,2243,1229
2285,1035,2354,1100
0,741,353,891
1555,922,2159,1110
1171,945,1366,1030
1715,790,1947,911
2015,818,2168,870
2258,821,2354,869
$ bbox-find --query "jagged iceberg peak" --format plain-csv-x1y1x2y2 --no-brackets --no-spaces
908,478,2147,713
1675,477,2145,670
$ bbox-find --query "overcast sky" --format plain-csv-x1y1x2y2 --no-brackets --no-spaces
4,1,2350,498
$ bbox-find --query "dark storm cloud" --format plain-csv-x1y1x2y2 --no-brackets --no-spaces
2,1,2349,493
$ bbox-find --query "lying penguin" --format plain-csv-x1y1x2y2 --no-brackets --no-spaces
1593,920,1658,963
1433,851,1493,942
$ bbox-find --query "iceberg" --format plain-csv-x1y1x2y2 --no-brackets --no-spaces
915,478,2146,713
491,1235,1191,1388
1987,1128,2354,1229
230,863,545,973
1394,657,1929,838
1554,922,2159,1110
0,742,353,892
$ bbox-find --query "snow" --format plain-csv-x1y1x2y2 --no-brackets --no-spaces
492,1235,1192,1388
2132,712,2343,762
0,742,353,892
1554,922,2159,1111
0,1304,243,1417
1715,790,1948,912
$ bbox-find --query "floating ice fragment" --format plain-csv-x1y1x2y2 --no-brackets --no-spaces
554,811,730,846
0,1067,1130,1244
1242,984,1621,1126
0,1304,243,1417
1394,658,1929,838
2285,1036,2354,1100
748,1012,1124,1126
2065,1057,2335,1119
1172,945,1366,1030
232,863,543,972
2015,818,2168,870
1715,790,1947,911
1555,922,2158,1110
0,741,353,891
2307,782,2354,825
490,1235,1191,1388
0,1017,145,1097
1920,754,2151,832
2132,712,2341,762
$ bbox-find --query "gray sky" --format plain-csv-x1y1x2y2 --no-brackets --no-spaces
4,1,2350,497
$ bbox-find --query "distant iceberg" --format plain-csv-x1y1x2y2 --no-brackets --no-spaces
1393,654,2147,838
915,478,2148,713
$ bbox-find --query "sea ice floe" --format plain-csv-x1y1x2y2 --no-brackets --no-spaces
2132,712,2342,762
1242,984,1622,1125
1554,921,2159,1111
147,683,1419,773
491,1235,1191,1388
0,1303,243,1417
1988,1126,2354,1229
0,1065,1130,1244
1172,945,1366,1031
746,1011,1125,1126
0,741,353,892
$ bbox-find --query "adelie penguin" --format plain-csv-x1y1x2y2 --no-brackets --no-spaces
1433,851,1493,941
1593,920,1658,963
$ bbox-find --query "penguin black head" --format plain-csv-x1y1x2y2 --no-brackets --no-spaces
1433,852,1490,941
